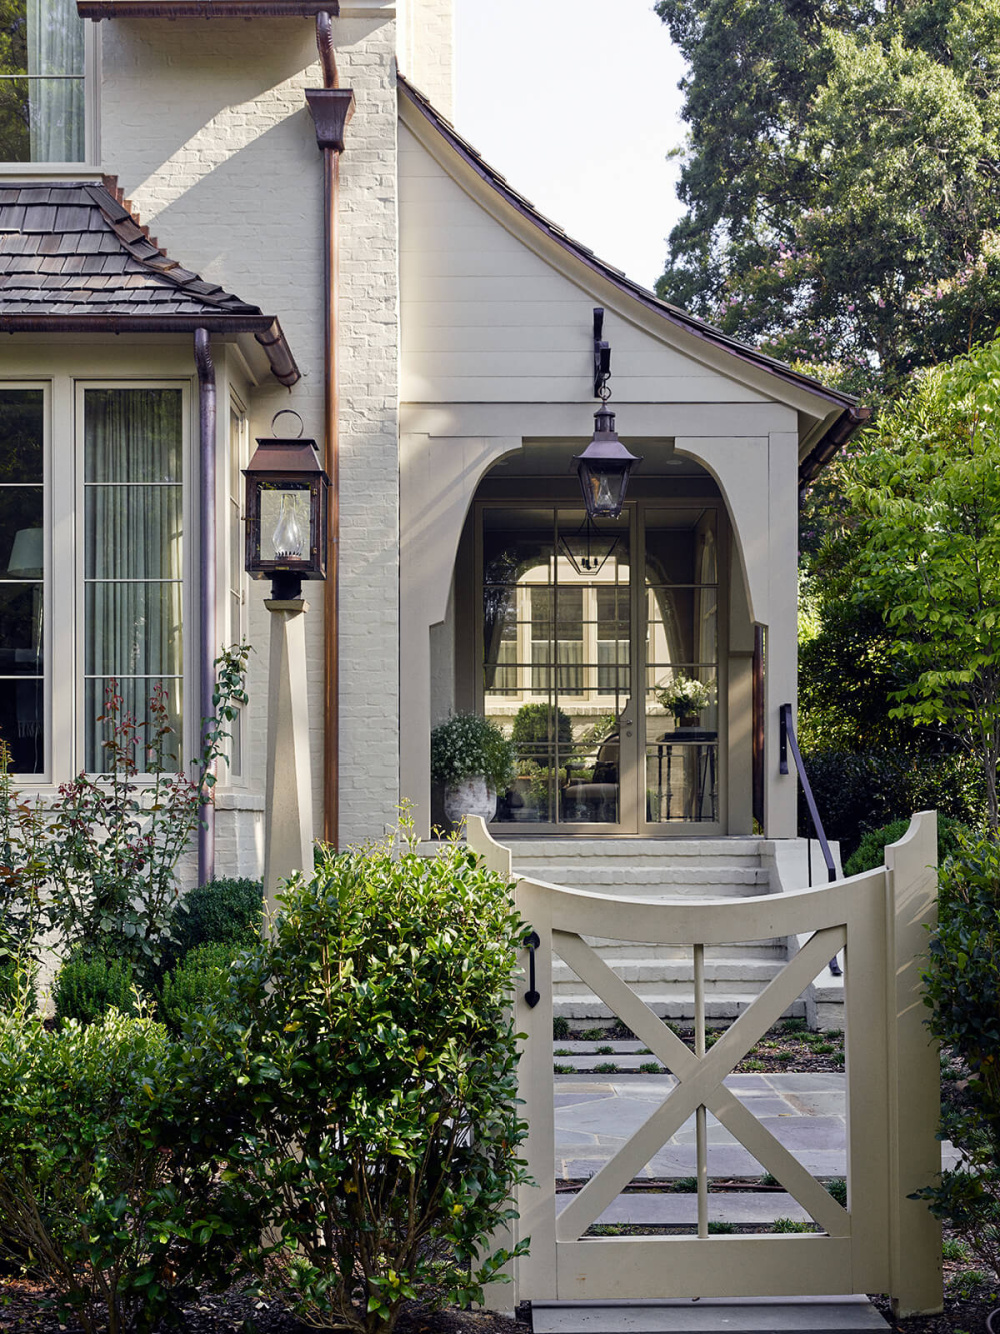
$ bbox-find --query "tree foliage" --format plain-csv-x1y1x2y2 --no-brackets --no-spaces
655,0,1000,395
846,340,1000,832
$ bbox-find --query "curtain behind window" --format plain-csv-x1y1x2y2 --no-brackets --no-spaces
26,0,84,160
84,389,183,772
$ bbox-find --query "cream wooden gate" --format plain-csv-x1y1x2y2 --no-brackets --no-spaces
469,814,943,1320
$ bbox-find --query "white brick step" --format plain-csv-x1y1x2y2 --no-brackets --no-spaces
552,994,807,1022
579,939,786,959
512,862,769,886
502,839,765,869
552,958,783,986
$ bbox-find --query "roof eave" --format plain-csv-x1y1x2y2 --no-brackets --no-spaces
0,314,301,387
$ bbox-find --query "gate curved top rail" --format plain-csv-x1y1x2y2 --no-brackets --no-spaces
507,871,882,945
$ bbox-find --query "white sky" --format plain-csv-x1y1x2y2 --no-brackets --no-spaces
453,0,688,291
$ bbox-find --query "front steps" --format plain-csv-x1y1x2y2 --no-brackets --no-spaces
499,838,803,1028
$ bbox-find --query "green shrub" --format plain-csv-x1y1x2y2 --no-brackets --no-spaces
639,1062,663,1074
917,837,1000,1282
228,830,529,1334
843,814,969,878
510,702,573,764
593,1062,619,1073
164,877,263,974
800,749,984,860
158,942,245,1034
707,1220,736,1234
772,1217,812,1232
0,1007,250,1334
826,1178,847,1207
553,1016,570,1039
53,951,139,1026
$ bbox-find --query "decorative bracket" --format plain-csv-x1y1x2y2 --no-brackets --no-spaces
593,307,611,398
779,701,790,775
524,931,541,1009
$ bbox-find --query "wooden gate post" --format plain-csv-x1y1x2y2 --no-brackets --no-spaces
467,818,521,1315
884,811,943,1318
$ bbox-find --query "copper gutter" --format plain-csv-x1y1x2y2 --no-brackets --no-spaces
194,327,217,884
306,14,354,848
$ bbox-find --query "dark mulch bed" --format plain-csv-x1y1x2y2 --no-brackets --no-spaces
871,1289,999,1333
0,1282,534,1334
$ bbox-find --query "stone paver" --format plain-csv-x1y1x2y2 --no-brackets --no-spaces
552,1071,957,1183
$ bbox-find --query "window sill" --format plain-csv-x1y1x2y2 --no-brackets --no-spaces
0,164,103,177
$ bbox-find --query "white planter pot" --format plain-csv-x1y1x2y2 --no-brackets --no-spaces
443,775,497,826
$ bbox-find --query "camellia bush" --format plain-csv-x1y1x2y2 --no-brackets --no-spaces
227,825,529,1334
917,836,1000,1280
0,1005,251,1334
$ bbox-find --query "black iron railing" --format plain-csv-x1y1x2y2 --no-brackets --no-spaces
779,703,841,974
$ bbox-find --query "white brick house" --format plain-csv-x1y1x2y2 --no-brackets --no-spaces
0,0,866,879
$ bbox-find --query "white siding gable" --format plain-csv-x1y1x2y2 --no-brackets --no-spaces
399,123,771,409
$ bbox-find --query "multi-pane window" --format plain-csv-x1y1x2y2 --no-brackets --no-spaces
83,388,184,772
0,389,44,774
0,0,86,161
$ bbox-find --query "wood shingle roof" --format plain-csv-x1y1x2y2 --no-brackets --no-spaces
0,178,300,385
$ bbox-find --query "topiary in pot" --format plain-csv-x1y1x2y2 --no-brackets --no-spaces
510,702,573,765
430,712,514,825
227,821,529,1334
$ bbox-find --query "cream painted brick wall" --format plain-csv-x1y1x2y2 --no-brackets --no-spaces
101,14,401,855
396,0,453,119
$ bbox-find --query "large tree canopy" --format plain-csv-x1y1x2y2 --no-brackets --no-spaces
845,339,1000,833
655,0,1000,395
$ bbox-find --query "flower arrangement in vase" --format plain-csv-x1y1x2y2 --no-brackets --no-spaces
655,675,716,728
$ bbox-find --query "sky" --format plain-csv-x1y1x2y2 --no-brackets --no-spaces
453,0,688,292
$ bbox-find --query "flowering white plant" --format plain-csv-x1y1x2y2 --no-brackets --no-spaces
430,713,515,792
655,675,716,718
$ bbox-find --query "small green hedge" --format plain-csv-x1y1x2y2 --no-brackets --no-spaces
163,876,263,974
159,941,245,1034
53,952,138,1026
843,814,969,878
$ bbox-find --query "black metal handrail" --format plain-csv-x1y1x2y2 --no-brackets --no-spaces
779,703,837,887
779,704,841,975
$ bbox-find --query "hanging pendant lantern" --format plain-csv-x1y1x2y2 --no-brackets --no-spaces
573,405,642,521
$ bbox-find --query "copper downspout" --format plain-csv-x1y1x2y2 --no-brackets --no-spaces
306,15,354,848
194,327,217,884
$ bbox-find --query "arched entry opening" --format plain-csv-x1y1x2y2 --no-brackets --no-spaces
441,439,757,837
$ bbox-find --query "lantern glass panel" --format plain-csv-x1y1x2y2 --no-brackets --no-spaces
259,483,311,562
581,463,629,519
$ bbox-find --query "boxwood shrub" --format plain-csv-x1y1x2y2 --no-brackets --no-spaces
53,951,139,1026
227,831,529,1334
843,814,969,878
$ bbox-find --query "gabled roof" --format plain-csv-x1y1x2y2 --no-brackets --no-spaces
397,76,869,484
0,178,299,386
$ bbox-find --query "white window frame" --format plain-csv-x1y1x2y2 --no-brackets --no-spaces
0,12,100,170
223,392,249,784
71,378,192,780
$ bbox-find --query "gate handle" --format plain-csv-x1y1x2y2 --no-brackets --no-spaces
524,931,541,1008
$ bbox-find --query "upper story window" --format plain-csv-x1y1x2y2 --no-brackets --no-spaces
0,0,87,162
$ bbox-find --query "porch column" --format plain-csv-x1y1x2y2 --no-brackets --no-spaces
399,433,521,839
674,430,798,838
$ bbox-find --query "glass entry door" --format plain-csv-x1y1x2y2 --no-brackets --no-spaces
480,502,722,834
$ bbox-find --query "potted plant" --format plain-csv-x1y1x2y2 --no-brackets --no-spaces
430,713,515,826
655,674,716,728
